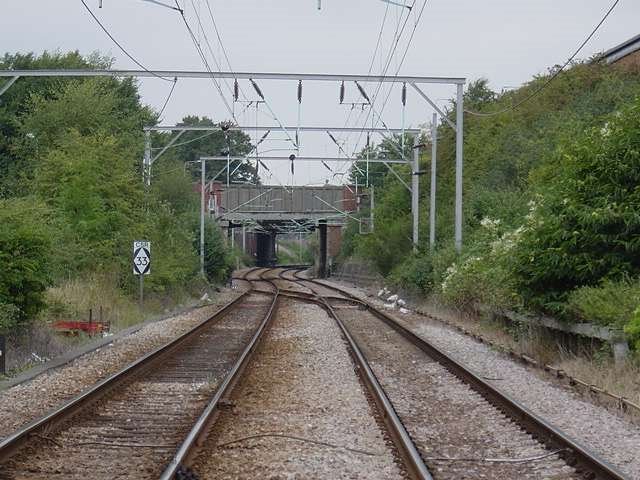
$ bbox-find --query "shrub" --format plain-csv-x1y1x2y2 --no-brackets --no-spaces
0,198,51,328
625,309,640,352
513,97,640,311
389,254,434,294
566,278,640,328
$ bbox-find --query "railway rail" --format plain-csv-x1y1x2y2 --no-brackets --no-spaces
0,266,630,479
275,268,629,480
0,268,280,480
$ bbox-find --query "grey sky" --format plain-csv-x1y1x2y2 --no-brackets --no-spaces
3,0,638,185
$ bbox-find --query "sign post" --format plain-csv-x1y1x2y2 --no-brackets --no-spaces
133,241,151,311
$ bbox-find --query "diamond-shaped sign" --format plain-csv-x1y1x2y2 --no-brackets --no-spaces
133,241,151,275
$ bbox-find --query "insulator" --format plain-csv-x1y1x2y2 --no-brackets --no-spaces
250,79,264,100
327,131,339,146
402,82,407,106
233,79,239,102
321,160,333,172
297,80,302,103
356,81,370,103
366,133,370,148
339,81,345,104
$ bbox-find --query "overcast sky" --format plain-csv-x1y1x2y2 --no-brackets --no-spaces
3,0,638,185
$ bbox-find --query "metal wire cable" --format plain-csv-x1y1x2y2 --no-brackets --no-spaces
79,0,174,82
366,0,429,135
157,77,178,118
464,0,621,117
202,0,248,101
188,0,234,98
173,0,236,120
349,0,418,157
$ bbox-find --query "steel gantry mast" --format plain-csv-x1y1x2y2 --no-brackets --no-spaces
0,69,466,251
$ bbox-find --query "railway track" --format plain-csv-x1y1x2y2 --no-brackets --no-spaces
274,268,629,480
0,266,629,479
0,268,280,480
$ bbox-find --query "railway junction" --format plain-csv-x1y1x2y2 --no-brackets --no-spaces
1,2,639,479
0,267,638,479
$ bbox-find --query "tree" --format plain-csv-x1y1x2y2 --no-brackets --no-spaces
155,115,259,185
349,133,415,188
0,51,113,197
0,198,51,329
513,97,640,310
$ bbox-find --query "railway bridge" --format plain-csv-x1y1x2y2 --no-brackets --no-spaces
207,182,363,273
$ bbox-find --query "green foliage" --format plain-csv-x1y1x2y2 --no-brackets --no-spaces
201,217,233,283
566,278,640,329
343,61,640,333
439,218,521,309
513,97,640,310
155,115,258,184
626,308,640,352
0,51,237,331
388,255,434,294
0,52,113,197
0,198,51,329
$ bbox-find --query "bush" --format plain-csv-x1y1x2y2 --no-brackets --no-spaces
513,97,640,311
0,198,51,328
625,309,640,352
389,254,434,294
439,218,522,310
566,278,640,328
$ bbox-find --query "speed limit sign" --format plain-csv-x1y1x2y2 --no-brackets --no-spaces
133,241,151,275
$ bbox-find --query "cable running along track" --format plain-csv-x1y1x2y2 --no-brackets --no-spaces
0,267,630,479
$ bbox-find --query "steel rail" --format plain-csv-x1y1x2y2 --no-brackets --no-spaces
0,268,259,465
295,272,630,480
260,268,433,480
160,270,280,479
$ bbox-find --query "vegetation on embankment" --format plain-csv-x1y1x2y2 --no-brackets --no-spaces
341,60,640,353
0,51,241,337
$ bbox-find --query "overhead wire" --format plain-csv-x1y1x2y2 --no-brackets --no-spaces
348,0,417,157
464,0,621,117
79,0,174,82
173,0,236,120
157,77,178,118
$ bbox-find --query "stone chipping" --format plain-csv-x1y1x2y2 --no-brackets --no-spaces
325,278,640,479
191,299,405,479
0,288,244,441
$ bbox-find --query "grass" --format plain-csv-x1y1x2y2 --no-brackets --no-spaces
1,271,215,375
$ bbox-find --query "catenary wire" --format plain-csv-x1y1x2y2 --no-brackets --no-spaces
157,77,178,118
173,0,236,120
464,0,621,117
79,0,174,82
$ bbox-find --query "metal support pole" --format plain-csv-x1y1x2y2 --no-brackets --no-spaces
430,112,438,249
370,184,375,232
412,137,420,252
143,130,151,186
139,275,144,311
226,150,230,187
318,220,328,278
200,159,206,277
455,83,464,252
0,76,19,98
230,225,235,248
242,225,246,254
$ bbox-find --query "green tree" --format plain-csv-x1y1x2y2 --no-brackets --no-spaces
0,198,51,329
513,97,640,310
0,51,112,197
155,115,259,185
